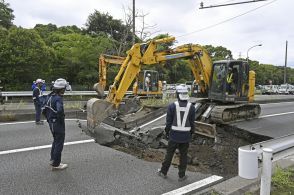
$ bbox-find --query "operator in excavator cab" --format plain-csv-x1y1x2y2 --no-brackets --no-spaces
145,73,151,95
157,85,196,182
226,67,234,94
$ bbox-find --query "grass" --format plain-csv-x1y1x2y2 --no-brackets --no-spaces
64,101,84,110
271,166,294,194
16,100,25,110
140,97,175,107
0,112,16,121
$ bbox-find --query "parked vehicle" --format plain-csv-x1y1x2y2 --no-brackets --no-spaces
261,85,279,95
279,84,294,94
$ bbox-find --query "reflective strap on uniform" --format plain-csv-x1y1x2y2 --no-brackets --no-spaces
33,88,42,99
45,105,57,113
227,73,233,83
172,101,191,132
45,96,57,113
171,126,191,131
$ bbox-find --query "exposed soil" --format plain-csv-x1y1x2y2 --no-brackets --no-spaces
110,125,270,179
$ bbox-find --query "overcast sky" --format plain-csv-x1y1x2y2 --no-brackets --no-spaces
6,0,293,67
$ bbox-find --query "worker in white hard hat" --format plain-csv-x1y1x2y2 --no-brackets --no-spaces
162,81,167,100
32,79,44,125
145,73,151,97
157,85,195,181
43,78,71,171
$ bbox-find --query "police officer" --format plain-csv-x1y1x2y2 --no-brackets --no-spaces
157,85,196,181
45,78,71,171
32,79,44,125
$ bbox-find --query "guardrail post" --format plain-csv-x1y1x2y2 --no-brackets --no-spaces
260,148,273,195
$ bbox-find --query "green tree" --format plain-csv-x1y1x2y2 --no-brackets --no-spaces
51,33,113,89
0,0,14,29
84,10,133,56
34,23,58,43
1,27,55,90
203,45,232,61
85,11,129,41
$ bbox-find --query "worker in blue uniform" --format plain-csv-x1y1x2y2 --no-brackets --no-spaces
32,79,44,125
44,78,71,171
157,85,196,181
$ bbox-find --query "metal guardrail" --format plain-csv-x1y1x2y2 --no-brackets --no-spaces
0,91,133,101
239,134,294,195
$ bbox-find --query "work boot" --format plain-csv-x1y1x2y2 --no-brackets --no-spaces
51,163,68,171
178,175,188,182
157,169,167,179
35,121,44,125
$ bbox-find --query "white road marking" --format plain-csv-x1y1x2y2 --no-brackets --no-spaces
260,101,294,106
0,139,94,155
162,175,223,195
0,120,36,126
139,114,166,128
0,119,85,126
259,111,294,118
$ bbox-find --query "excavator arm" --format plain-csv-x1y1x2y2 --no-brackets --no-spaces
94,54,125,97
87,36,213,130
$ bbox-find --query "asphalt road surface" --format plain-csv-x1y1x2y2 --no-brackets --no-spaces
0,120,215,195
140,101,294,138
1,101,293,194
233,101,294,138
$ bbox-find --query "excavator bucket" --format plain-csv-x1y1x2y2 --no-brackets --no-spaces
93,83,105,97
194,121,216,138
87,98,116,133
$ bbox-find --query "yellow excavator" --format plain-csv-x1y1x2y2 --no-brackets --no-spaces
87,36,261,137
94,54,163,97
94,54,125,97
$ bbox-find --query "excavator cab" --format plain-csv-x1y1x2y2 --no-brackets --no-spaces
133,70,162,96
209,60,250,102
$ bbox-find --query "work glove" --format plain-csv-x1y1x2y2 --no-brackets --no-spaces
164,127,170,139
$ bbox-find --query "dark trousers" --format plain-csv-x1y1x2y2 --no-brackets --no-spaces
49,121,65,167
34,102,41,122
160,140,189,178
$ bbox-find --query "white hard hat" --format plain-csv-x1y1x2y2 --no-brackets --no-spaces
147,73,151,77
36,79,43,84
163,81,167,84
53,78,71,91
176,85,189,100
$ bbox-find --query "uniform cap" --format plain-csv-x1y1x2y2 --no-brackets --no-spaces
36,79,43,84
53,78,71,91
176,85,189,100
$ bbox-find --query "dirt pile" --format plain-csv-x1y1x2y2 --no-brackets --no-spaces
110,126,269,178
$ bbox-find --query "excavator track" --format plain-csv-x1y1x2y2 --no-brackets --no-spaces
210,103,261,124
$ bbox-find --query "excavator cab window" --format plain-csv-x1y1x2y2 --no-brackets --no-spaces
209,61,247,102
211,63,226,94
138,70,159,92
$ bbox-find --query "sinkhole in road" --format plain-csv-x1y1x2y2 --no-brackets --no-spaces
109,125,271,179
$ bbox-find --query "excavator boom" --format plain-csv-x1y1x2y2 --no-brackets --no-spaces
86,36,260,138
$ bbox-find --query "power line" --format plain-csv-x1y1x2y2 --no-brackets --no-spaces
200,0,268,9
177,0,278,38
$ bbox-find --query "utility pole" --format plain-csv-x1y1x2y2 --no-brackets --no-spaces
132,0,135,45
284,40,288,84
